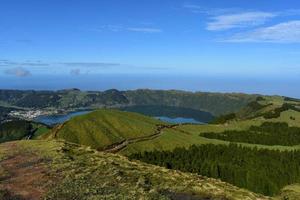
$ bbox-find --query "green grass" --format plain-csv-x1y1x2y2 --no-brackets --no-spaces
42,106,300,155
0,140,270,200
279,184,300,200
42,95,300,155
32,124,50,139
121,117,300,155
270,109,300,127
48,109,166,150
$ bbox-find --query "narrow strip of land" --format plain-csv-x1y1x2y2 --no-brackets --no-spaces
104,124,179,153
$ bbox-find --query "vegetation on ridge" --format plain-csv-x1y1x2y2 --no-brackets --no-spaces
0,140,269,200
201,122,300,146
45,109,166,150
130,143,300,196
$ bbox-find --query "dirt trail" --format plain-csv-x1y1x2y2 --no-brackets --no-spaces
104,124,180,153
0,143,53,200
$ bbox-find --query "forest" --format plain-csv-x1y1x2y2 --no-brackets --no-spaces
130,144,300,196
201,122,300,146
0,120,33,143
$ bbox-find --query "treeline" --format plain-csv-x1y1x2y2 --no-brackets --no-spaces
130,144,300,196
201,122,300,146
0,120,34,143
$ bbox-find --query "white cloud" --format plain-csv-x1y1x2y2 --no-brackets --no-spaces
127,27,162,33
225,20,300,43
207,12,277,31
183,4,240,15
4,67,31,77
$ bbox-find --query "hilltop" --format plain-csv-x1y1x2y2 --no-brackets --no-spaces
44,109,166,150
0,140,270,200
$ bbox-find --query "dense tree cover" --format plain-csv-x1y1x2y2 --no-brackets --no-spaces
130,144,300,196
0,106,17,121
0,120,33,143
0,120,49,143
120,105,215,123
201,122,300,146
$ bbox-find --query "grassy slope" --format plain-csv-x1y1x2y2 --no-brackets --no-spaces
279,184,300,200
46,109,166,150
0,140,270,200
42,96,300,155
121,97,300,155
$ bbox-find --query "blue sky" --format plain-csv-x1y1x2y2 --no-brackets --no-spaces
0,0,300,96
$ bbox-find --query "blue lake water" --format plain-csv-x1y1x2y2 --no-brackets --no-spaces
155,116,205,124
35,110,91,126
35,110,205,126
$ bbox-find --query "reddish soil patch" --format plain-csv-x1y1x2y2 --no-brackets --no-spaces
0,143,54,200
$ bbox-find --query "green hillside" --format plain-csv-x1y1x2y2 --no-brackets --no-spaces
211,96,300,125
119,96,300,155
0,140,270,200
130,143,300,196
0,120,49,143
1,95,300,199
0,89,257,116
42,95,300,155
124,89,257,116
46,109,166,150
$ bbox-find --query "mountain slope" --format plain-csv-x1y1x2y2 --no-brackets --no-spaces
0,89,257,116
124,89,257,116
45,109,166,150
0,140,270,200
211,96,300,126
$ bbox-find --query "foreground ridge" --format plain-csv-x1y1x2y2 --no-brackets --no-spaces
0,140,270,200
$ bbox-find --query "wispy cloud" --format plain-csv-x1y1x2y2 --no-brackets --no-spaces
183,4,202,10
207,12,277,31
61,62,120,68
4,67,31,77
91,25,162,33
183,4,239,15
70,68,80,75
0,59,169,75
224,20,300,43
0,60,49,67
95,25,123,32
127,27,162,33
15,39,34,45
